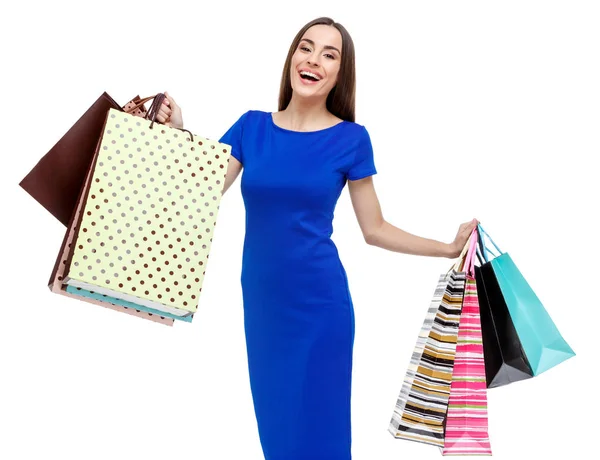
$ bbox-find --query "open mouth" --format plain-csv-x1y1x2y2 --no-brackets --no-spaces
299,70,322,82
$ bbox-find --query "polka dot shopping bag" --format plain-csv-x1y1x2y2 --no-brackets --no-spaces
59,93,231,324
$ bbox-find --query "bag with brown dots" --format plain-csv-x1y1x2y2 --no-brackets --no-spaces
22,92,169,325
33,93,231,325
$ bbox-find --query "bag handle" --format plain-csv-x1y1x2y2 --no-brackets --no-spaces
476,224,488,262
449,235,471,273
463,228,478,276
123,95,156,114
122,96,149,117
453,227,478,275
475,242,485,266
477,224,503,262
123,93,195,142
449,227,478,275
145,93,166,127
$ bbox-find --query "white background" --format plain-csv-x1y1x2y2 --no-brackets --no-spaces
1,1,598,459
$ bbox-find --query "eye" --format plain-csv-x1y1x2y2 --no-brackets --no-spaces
325,53,335,59
300,46,311,52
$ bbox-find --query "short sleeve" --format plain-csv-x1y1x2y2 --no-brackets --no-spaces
346,126,377,181
219,111,250,165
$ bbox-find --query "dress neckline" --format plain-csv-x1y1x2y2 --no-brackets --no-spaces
269,112,347,134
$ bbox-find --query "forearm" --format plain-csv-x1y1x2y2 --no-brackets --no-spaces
366,220,453,258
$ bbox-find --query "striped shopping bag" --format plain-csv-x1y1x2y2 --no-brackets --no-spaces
388,273,448,436
389,231,476,447
442,272,492,455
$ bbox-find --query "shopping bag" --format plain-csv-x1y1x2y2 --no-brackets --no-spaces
477,224,575,375
442,232,492,455
48,119,175,326
60,93,231,321
475,247,533,387
19,92,148,226
388,273,448,435
389,231,476,447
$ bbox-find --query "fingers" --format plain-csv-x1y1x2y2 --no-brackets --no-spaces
161,91,172,113
157,92,181,126
164,91,176,106
460,219,479,243
164,92,179,112
158,107,171,118
156,106,171,124
463,218,479,231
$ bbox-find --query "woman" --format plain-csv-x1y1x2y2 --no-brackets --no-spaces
158,17,477,460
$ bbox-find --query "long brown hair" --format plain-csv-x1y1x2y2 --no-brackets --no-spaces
278,17,356,122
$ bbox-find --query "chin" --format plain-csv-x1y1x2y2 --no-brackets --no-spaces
291,83,327,100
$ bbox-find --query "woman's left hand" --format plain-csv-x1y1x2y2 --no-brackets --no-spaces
448,218,479,258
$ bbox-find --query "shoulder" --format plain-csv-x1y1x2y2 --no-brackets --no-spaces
231,109,270,127
241,109,269,120
222,110,267,133
340,120,371,142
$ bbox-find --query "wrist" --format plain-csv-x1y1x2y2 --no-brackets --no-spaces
443,242,457,259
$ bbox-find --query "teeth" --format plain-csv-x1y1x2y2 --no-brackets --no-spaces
300,71,321,80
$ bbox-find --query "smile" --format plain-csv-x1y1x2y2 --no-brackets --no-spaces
299,69,322,83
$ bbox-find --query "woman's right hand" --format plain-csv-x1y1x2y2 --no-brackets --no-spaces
156,91,184,129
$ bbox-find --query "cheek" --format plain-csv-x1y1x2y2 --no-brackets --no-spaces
289,58,301,79
290,52,302,68
327,66,341,85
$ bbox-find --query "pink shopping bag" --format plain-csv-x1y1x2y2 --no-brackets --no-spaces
442,230,492,455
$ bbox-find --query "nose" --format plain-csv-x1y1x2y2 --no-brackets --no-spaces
306,53,321,67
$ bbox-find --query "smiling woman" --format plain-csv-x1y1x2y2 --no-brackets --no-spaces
276,19,356,129
155,16,477,460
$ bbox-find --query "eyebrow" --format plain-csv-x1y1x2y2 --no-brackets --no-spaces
300,38,341,55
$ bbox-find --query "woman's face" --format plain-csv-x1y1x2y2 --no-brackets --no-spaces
290,24,343,102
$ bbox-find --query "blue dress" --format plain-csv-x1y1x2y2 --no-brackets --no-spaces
219,110,377,460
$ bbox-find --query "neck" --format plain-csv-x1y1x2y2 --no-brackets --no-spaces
280,94,331,131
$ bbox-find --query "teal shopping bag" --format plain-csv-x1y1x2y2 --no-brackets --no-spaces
478,225,575,376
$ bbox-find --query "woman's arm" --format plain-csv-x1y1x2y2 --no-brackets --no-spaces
348,176,475,258
221,156,243,196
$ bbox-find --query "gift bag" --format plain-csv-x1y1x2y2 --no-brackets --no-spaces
474,240,533,387
60,93,231,322
48,116,175,326
388,273,448,436
20,92,148,226
442,231,492,455
478,225,575,375
389,231,476,447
